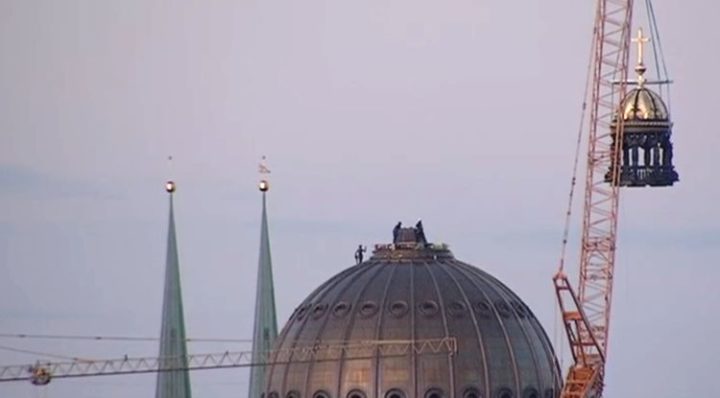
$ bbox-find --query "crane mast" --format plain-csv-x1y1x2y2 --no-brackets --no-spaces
554,0,634,397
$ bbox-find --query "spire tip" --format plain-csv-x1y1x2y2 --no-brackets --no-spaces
258,156,271,192
259,180,269,192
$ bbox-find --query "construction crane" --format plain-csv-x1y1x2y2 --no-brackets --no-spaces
0,338,456,386
553,0,676,397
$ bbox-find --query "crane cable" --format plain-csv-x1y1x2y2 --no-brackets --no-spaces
645,0,672,108
553,14,598,377
0,344,94,362
0,333,253,365
556,49,594,276
0,334,254,369
0,333,251,343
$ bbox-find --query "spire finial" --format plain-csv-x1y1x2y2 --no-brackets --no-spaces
165,155,176,193
258,155,271,192
632,27,650,87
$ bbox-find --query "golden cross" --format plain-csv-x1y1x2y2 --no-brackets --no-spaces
631,28,650,85
632,28,650,68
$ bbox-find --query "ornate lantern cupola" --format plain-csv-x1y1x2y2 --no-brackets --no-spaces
606,28,679,187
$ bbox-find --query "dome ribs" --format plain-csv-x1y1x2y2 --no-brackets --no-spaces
460,262,543,397
450,262,521,398
435,259,489,398
419,260,455,398
301,263,387,398
264,243,560,398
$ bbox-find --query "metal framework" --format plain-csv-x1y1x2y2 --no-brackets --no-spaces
554,0,634,397
0,338,457,385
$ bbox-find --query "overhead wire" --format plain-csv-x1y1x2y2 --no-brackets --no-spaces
0,333,253,368
0,344,94,362
0,333,252,344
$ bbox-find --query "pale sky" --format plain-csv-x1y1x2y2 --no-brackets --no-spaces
1,1,718,398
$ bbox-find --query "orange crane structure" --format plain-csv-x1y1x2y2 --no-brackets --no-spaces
552,0,677,396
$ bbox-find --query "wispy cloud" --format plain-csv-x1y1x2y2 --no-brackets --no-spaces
0,164,120,200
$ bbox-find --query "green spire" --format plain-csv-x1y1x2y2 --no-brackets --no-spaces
248,185,278,398
156,181,192,398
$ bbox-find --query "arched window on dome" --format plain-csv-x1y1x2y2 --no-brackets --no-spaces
332,302,351,318
388,300,409,318
347,389,366,398
419,300,440,317
385,389,406,398
424,387,445,398
522,388,539,398
496,388,514,398
313,390,331,398
312,303,328,320
286,391,301,398
463,387,482,398
359,301,379,318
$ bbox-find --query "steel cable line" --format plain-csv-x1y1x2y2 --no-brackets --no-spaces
0,344,94,362
0,333,252,343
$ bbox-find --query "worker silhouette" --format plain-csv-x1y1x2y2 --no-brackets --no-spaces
415,220,427,245
392,222,402,243
354,244,366,264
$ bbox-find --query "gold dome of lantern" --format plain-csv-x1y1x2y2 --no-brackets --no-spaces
620,87,669,121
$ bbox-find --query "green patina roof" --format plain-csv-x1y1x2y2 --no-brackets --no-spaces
155,193,192,398
248,192,278,398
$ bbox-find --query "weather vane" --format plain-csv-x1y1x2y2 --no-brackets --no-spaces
165,155,176,193
258,155,270,192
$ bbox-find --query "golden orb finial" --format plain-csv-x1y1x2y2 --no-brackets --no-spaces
165,180,176,193
258,179,269,192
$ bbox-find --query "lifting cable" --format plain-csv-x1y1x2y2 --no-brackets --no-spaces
0,333,252,344
644,0,672,108
552,11,598,375
0,344,93,362
0,334,252,366
556,51,593,276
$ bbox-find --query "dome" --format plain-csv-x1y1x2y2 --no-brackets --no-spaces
619,87,669,121
263,227,561,398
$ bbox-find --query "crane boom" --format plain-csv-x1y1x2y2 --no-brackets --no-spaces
555,0,634,397
0,338,456,385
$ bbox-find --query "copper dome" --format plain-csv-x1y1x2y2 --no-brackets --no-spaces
263,228,561,398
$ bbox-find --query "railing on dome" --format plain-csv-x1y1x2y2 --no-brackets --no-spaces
373,242,449,251
0,337,457,385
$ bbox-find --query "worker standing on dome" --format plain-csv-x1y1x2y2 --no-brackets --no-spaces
392,222,402,243
354,244,366,264
415,220,427,245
